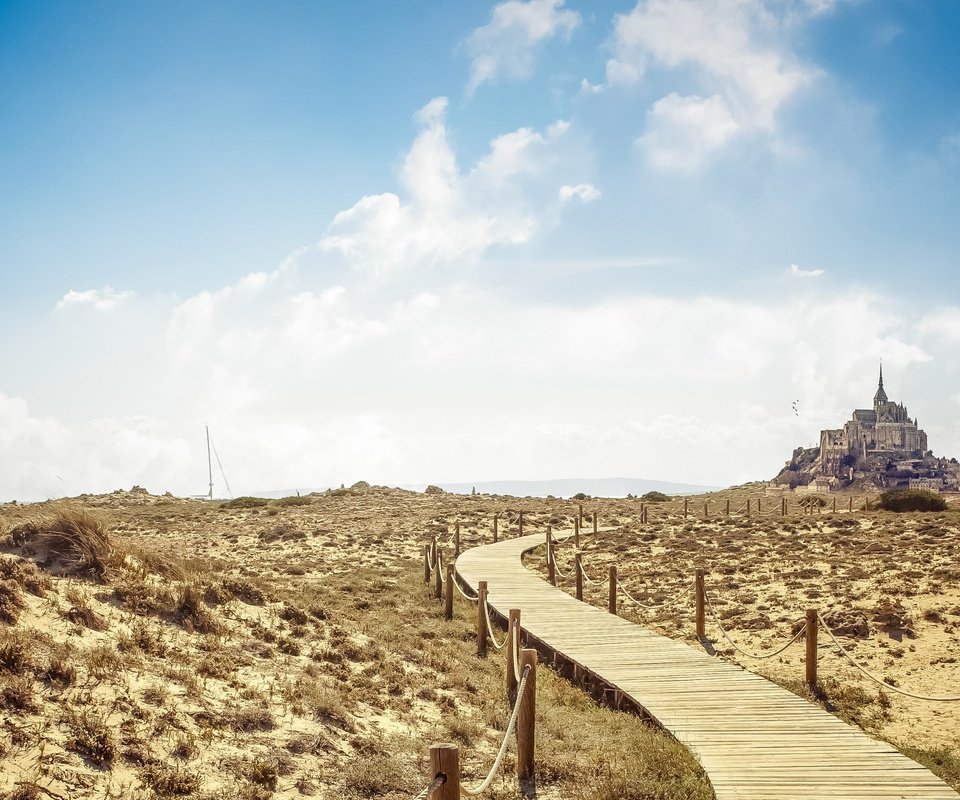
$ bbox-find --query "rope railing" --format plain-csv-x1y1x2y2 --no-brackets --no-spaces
702,585,805,659
461,664,532,796
818,616,960,702
412,775,446,800
483,600,506,651
453,570,479,602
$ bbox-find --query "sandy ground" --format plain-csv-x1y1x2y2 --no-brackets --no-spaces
1,484,958,799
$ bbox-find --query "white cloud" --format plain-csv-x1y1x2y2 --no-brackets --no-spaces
917,308,960,342
558,183,601,203
638,93,740,170
465,0,581,93
609,0,821,169
319,98,581,274
56,286,134,311
788,263,825,278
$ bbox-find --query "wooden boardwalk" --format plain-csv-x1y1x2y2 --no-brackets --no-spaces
455,532,958,800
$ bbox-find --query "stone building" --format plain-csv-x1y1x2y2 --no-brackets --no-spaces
817,366,928,476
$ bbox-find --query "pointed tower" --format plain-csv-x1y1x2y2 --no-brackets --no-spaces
873,362,888,410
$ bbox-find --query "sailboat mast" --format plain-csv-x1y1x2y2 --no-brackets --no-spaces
206,425,213,500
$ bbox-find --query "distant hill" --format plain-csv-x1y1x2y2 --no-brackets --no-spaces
250,477,718,499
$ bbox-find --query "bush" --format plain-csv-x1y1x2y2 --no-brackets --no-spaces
878,489,947,513
221,496,268,509
640,491,670,503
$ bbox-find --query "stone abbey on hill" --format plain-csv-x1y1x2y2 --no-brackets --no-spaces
773,367,959,492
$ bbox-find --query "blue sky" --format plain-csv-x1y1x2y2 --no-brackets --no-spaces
1,0,958,499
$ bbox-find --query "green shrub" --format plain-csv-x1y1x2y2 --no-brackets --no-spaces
878,489,947,513
640,491,670,503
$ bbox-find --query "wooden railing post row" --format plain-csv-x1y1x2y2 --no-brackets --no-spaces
454,522,460,558
805,608,818,687
493,513,498,542
429,742,460,800
444,562,454,621
546,527,555,586
574,550,583,601
517,648,538,781
424,544,431,584
433,550,443,600
477,581,488,657
608,565,617,615
695,568,705,639
507,608,521,702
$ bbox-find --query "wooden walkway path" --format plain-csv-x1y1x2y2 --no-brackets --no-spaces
455,532,958,800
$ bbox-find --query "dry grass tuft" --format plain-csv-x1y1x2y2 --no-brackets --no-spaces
11,508,113,579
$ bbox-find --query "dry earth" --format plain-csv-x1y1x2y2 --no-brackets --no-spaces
2,484,958,799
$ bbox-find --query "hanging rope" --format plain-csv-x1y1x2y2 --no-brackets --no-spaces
412,775,446,800
483,600,506,651
452,571,479,602
703,586,805,659
616,577,693,611
819,616,960,701
461,665,532,796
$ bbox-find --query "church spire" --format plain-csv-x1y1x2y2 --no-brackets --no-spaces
874,361,888,406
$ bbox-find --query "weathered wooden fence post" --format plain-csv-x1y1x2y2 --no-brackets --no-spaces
507,608,521,702
746,498,751,517
477,581,488,657
434,550,443,600
725,498,730,516
832,497,837,513
695,568,705,639
517,648,538,781
574,517,580,549
608,565,617,615
757,498,762,513
578,502,583,528
429,742,460,800
454,523,460,558
493,513,499,542
703,501,709,520
848,496,853,512
805,608,818,687
424,544,432,584
518,511,524,537
444,562,454,621
782,496,787,516
683,498,689,519
575,550,583,601
546,527,556,586
593,512,598,534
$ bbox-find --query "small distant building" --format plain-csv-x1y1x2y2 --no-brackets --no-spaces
909,477,943,491
818,366,928,477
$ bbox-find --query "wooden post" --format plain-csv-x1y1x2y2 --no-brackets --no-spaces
546,528,555,586
725,498,730,516
805,608,818,687
424,544,431,584
832,497,837,513
517,648,537,781
695,568,705,639
493,513,499,542
434,550,443,600
849,496,853,512
593,513,598,534
703,501,708,520
518,511,524,537
578,502,583,528
444,562,454,621
477,581,488,657
608,565,617,615
642,506,647,524
429,743,460,800
865,497,870,511
757,498,762,513
506,608,521,702
574,517,580,549
575,550,583,601
683,497,689,519
454,523,460,558
746,498,751,517
782,496,787,517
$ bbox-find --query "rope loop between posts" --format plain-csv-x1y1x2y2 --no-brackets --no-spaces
453,570,479,602
552,553,570,579
703,585,805,659
617,577,693,611
818,616,960,702
483,600,506,651
461,664,532,797
412,774,446,800
579,563,598,586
